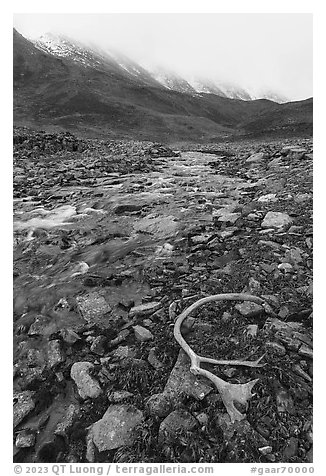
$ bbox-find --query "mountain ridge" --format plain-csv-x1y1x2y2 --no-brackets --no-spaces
13,28,313,142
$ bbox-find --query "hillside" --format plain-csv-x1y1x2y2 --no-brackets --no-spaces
13,29,313,142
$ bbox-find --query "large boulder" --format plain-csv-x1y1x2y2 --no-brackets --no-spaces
87,404,144,457
261,212,292,229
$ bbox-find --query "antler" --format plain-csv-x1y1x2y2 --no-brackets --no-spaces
174,293,275,422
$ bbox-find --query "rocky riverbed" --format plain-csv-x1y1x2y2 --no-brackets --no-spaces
13,128,313,464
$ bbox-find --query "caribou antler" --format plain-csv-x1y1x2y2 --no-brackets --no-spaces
174,293,275,422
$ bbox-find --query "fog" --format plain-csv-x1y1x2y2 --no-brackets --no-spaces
13,13,312,101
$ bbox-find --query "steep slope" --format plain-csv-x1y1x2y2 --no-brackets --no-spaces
13,29,312,141
241,98,313,137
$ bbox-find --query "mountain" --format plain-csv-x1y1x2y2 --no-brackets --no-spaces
32,33,289,103
13,29,312,142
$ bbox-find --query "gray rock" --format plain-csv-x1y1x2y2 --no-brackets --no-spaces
133,325,154,342
163,350,212,401
28,314,57,337
235,301,263,317
60,328,81,344
282,437,299,460
129,302,161,317
258,446,273,455
90,336,107,355
111,345,136,360
217,212,241,224
14,391,35,428
47,340,64,368
248,277,261,293
257,193,277,202
147,348,164,369
306,446,313,463
278,263,294,272
159,410,198,443
55,404,80,436
107,390,134,403
298,344,313,359
146,393,173,418
76,293,112,328
15,430,36,448
108,329,130,348
113,203,143,214
246,152,269,163
274,383,295,415
88,404,144,454
266,342,287,356
70,362,102,399
261,212,292,229
245,324,258,338
288,148,306,160
196,412,209,427
217,414,268,460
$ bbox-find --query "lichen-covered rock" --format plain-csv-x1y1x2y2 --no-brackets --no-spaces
70,362,102,399
87,404,144,457
261,212,292,229
13,391,35,428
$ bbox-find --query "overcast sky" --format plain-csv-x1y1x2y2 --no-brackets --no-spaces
13,13,312,101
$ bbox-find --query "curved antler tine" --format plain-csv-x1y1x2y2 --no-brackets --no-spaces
174,293,272,421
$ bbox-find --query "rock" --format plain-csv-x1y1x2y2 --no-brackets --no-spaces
259,446,273,455
90,336,107,355
76,293,112,328
159,410,198,443
273,382,295,415
28,314,57,337
133,325,154,342
70,362,102,399
15,430,36,448
261,212,292,229
257,193,277,202
248,277,261,293
13,391,35,428
146,393,173,418
235,301,263,318
278,306,290,318
244,324,258,338
107,390,134,403
217,212,241,224
282,437,299,460
306,446,313,462
87,404,144,456
142,318,154,327
217,414,268,460
278,263,294,272
129,302,161,317
191,234,212,244
284,248,303,265
246,152,269,163
60,328,81,344
298,344,313,359
55,404,80,437
180,316,196,334
196,412,209,427
108,329,130,349
163,350,212,401
266,342,287,356
147,348,164,369
288,148,306,160
111,345,136,360
292,364,312,382
47,340,64,368
113,203,143,214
